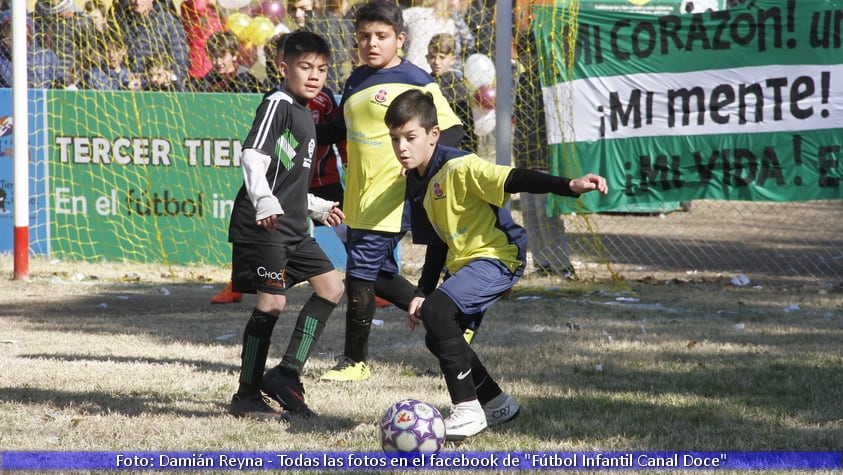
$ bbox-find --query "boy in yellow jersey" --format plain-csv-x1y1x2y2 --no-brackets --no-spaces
318,0,464,381
385,89,608,440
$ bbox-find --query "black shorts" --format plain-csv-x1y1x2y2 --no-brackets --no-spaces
231,236,335,295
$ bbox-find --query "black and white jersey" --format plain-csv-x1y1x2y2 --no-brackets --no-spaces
228,86,317,245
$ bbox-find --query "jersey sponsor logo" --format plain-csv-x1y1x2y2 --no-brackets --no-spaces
374,88,388,104
432,182,446,200
305,139,315,168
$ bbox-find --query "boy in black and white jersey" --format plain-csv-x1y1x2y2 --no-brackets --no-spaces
226,31,345,420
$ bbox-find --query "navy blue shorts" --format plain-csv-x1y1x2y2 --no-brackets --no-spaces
438,258,522,315
345,228,403,281
231,237,335,295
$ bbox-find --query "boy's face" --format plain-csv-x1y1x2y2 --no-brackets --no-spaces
280,52,329,101
427,52,456,76
106,46,127,68
129,0,155,16
389,118,439,174
148,65,173,87
212,51,238,76
356,21,405,70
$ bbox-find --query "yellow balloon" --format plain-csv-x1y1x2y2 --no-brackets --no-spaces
225,12,252,38
243,16,275,46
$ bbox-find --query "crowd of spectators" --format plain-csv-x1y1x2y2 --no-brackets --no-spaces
1,0,492,94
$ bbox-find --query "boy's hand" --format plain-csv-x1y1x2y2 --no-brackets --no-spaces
323,204,345,227
257,214,279,231
569,173,609,196
407,296,425,330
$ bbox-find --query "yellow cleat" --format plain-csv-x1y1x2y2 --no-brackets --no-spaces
320,356,371,381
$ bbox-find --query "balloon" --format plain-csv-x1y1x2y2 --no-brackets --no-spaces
217,0,251,9
463,54,495,92
260,1,286,24
471,106,496,136
273,23,291,36
472,84,496,110
242,16,276,46
225,12,252,37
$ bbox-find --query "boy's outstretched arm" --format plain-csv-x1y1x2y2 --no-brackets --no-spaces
504,168,609,197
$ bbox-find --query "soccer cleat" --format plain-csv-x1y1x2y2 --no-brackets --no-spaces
228,393,289,421
262,367,316,418
444,399,487,441
211,282,243,304
483,392,520,426
319,356,371,381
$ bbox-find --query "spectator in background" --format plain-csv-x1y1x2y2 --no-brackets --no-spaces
427,33,476,152
464,0,494,58
0,11,65,89
142,52,185,91
287,0,353,93
117,0,190,83
83,0,109,31
189,31,265,92
449,0,474,66
179,0,224,81
31,0,92,86
401,0,457,73
80,24,140,90
78,0,113,87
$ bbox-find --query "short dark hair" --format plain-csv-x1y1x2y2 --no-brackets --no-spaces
355,0,404,35
102,24,125,49
283,30,331,64
145,53,175,72
205,31,239,57
384,89,438,131
427,33,456,55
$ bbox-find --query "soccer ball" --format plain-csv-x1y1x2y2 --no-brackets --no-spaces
380,399,446,453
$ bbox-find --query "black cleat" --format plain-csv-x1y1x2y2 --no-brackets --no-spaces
262,367,317,418
228,393,289,421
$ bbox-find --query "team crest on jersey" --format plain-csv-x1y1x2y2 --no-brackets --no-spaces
375,89,388,103
432,182,446,200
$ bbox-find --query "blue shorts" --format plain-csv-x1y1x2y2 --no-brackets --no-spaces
438,258,522,315
346,228,403,281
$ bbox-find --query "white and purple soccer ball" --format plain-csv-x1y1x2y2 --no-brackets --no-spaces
380,399,446,453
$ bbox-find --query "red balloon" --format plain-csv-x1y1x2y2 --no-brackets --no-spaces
260,1,286,24
473,84,496,110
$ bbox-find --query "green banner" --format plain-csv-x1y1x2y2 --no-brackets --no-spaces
50,90,259,265
535,0,843,213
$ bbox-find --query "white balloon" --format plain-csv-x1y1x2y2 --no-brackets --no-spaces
471,106,496,136
273,23,291,35
463,54,495,92
218,0,252,9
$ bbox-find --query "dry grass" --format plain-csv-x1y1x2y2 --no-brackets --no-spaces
0,256,841,474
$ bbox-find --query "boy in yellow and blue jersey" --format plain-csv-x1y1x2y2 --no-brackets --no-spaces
317,0,464,381
385,89,608,440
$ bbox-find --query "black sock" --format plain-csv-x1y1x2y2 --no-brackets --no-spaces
373,272,416,311
467,346,502,405
344,277,375,362
420,291,477,404
237,308,278,396
280,293,336,374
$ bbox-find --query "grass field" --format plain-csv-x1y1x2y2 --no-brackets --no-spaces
1,256,841,474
